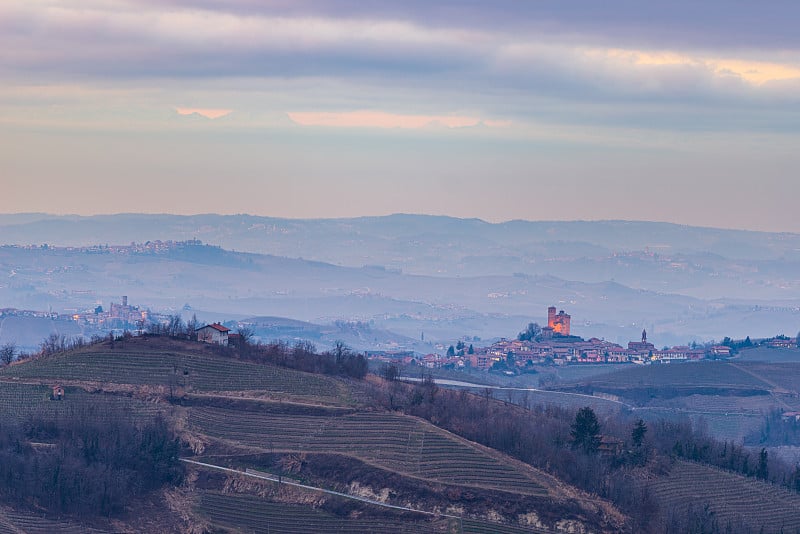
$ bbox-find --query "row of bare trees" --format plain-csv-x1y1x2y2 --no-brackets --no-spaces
237,339,368,379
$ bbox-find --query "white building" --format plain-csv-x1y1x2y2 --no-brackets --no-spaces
196,323,230,346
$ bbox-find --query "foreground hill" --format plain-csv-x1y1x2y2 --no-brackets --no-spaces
0,337,351,405
0,337,624,533
5,336,800,532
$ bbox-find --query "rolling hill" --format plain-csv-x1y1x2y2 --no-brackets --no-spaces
2,213,800,347
0,336,624,533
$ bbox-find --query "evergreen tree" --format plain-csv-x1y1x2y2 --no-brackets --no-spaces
571,407,601,453
632,418,648,448
757,448,769,480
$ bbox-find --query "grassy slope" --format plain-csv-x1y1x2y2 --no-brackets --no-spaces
0,338,351,406
188,403,550,496
735,346,800,363
564,361,771,391
6,338,800,532
1,337,621,532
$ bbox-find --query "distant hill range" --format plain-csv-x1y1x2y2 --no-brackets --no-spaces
1,213,799,347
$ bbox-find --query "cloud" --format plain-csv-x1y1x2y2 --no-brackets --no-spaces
287,111,482,129
175,108,233,119
5,1,796,98
599,48,800,86
1,0,799,137
129,0,800,50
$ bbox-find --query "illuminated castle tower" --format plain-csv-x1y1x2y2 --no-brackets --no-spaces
547,306,571,336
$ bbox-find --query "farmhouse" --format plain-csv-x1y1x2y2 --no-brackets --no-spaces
598,435,624,456
709,345,731,357
768,338,796,349
196,323,230,346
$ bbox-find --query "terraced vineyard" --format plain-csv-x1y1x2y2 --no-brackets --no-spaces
499,388,625,414
461,519,550,534
0,508,106,534
649,460,800,532
735,362,800,393
633,393,778,442
573,361,771,390
0,382,165,423
536,364,633,385
190,406,548,496
196,491,550,534
668,393,778,413
694,413,763,443
0,338,621,532
736,347,800,363
0,348,347,404
196,492,449,533
636,406,764,443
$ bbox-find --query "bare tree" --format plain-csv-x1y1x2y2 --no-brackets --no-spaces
40,333,67,356
167,315,185,338
237,326,254,345
186,314,199,340
0,342,15,365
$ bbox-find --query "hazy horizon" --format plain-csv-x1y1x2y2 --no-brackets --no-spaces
1,211,798,236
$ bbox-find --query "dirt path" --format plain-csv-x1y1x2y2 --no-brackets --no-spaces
181,458,462,519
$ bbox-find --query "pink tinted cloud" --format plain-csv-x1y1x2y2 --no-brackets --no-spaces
287,110,482,129
482,119,513,128
175,107,233,119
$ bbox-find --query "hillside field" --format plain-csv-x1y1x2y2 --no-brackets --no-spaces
3,336,800,532
0,337,622,533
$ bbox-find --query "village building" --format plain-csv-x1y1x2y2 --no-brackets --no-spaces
628,329,655,355
768,337,796,349
196,323,230,346
709,345,731,357
469,351,495,370
547,307,571,336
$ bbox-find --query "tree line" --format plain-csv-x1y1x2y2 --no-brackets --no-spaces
147,314,369,379
0,407,183,518
4,317,369,381
237,339,368,379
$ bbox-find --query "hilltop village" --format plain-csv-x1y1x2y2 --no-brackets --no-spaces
4,297,797,372
371,306,756,371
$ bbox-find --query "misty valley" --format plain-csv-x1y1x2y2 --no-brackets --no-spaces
1,215,800,533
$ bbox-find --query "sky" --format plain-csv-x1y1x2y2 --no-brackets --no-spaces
1,1,799,231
